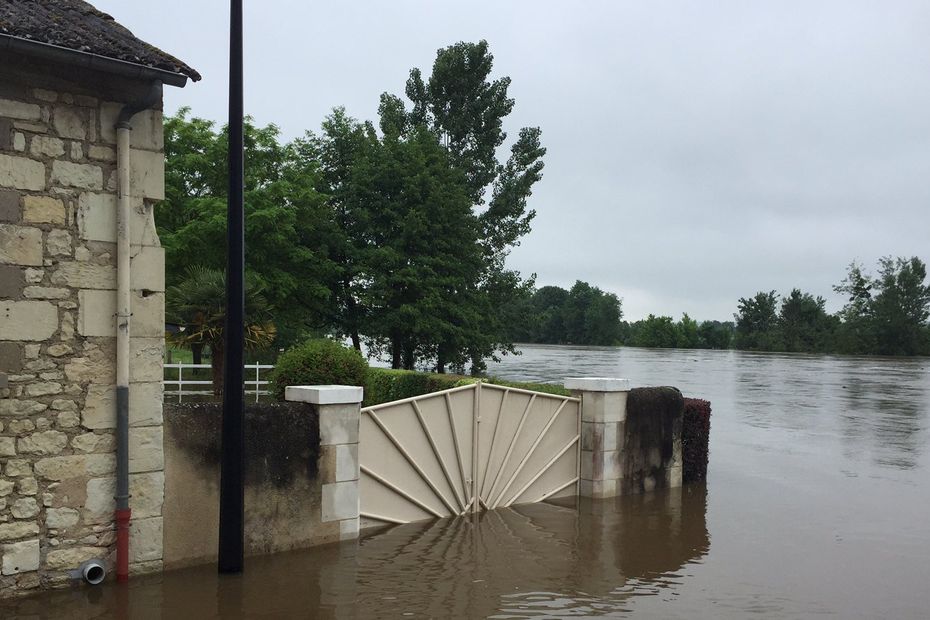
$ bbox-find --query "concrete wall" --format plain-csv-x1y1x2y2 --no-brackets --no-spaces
163,397,360,570
0,52,166,596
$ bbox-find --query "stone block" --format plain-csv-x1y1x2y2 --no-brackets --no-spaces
70,142,82,160
339,518,359,541
1,539,40,575
51,160,102,190
0,99,41,121
17,430,69,455
12,132,24,151
24,381,63,397
0,118,10,150
71,432,115,453
0,342,23,372
130,245,165,292
286,385,364,405
581,448,622,482
0,522,39,542
51,261,116,289
88,145,115,162
580,390,628,424
0,301,58,340
100,105,163,151
130,338,164,383
45,547,100,571
0,264,24,297
77,288,115,337
23,286,69,300
45,507,80,529
564,377,631,392
129,517,163,563
77,193,157,246
0,436,14,456
52,106,87,140
335,444,359,482
0,224,43,266
322,480,359,522
10,497,39,518
317,403,361,446
131,291,164,338
129,149,165,200
5,459,33,477
34,454,115,481
63,339,116,384
129,426,164,473
82,382,163,429
46,229,72,256
0,399,47,417
0,154,45,191
29,136,65,158
0,190,19,222
22,195,66,225
84,471,163,524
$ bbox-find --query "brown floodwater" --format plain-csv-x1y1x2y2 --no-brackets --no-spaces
3,345,929,618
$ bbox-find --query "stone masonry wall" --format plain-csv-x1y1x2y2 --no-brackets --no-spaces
0,55,166,596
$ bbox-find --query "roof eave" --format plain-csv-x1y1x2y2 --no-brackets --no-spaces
0,33,192,88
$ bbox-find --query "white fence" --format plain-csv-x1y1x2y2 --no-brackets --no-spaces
163,362,274,402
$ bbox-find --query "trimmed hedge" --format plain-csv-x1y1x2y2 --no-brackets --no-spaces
269,339,368,400
682,398,711,483
362,367,569,407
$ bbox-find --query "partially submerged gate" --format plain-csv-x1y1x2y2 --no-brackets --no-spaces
359,383,581,527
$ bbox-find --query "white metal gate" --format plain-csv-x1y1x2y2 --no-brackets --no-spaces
359,383,581,527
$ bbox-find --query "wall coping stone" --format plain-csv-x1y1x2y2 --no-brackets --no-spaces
564,377,631,392
285,385,364,405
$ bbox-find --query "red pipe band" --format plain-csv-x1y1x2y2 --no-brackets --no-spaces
115,508,131,582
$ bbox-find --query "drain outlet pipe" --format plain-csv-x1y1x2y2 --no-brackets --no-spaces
114,81,162,583
68,559,107,585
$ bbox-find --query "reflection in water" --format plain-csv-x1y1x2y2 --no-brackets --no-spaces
0,487,708,619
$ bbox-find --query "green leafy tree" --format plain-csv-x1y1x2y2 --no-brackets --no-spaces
677,313,701,349
697,320,734,349
160,109,336,346
778,289,837,353
631,315,680,348
734,291,780,350
870,257,930,355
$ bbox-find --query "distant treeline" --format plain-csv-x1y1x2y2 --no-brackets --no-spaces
506,256,930,356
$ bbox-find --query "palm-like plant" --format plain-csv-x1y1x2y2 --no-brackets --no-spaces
167,266,277,395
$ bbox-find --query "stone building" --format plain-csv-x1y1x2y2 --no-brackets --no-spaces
0,0,197,596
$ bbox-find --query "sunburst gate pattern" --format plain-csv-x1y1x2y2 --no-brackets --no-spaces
359,383,580,526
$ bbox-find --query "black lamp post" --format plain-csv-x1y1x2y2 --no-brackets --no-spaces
219,0,245,574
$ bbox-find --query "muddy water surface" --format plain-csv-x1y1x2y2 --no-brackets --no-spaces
3,345,929,618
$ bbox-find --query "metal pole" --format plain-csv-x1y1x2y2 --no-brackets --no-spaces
219,0,245,574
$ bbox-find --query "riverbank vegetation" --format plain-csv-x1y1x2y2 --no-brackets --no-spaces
506,256,930,357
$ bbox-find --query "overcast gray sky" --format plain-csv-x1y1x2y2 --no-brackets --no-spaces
95,0,930,321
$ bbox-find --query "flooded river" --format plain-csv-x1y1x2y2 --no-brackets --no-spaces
4,345,930,618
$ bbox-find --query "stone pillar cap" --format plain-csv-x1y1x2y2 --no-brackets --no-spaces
285,385,364,405
563,377,631,392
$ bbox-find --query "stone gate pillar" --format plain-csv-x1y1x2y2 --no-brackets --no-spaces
565,377,631,499
285,385,362,542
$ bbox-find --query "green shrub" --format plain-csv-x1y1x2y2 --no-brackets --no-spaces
362,367,570,407
270,339,368,400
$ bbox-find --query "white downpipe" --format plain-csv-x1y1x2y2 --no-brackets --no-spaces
116,125,131,396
